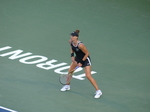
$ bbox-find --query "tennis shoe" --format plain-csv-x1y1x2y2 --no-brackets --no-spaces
94,90,102,99
60,85,70,91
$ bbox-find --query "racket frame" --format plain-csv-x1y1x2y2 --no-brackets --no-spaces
59,66,79,85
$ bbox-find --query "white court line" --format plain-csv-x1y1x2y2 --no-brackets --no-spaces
0,106,17,112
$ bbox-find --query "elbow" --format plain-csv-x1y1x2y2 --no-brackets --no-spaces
87,52,90,56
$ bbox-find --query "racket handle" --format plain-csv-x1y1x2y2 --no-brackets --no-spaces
74,66,79,70
68,66,79,74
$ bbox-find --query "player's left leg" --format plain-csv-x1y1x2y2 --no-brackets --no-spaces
84,66,102,98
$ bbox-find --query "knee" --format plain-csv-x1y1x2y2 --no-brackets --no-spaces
86,74,92,79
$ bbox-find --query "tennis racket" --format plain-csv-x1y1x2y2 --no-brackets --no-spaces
59,66,79,85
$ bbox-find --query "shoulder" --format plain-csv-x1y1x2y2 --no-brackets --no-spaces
78,42,85,49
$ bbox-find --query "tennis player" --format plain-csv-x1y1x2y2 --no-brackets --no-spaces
60,30,102,98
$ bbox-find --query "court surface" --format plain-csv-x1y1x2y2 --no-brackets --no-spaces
0,0,150,112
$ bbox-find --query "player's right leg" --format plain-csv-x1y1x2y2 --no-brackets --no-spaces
60,62,77,92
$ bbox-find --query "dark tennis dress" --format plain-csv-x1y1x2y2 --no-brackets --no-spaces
71,41,91,67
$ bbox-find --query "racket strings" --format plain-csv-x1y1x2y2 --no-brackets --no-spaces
59,66,79,85
59,74,72,85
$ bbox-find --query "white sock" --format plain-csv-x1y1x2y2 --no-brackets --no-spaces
96,90,102,93
66,85,70,88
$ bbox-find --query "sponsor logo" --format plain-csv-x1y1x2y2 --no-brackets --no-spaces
76,48,79,52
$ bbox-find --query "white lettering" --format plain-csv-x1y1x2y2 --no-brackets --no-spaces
0,46,12,51
0,46,98,81
54,66,83,74
19,55,48,64
73,71,97,80
36,59,68,70
0,50,32,59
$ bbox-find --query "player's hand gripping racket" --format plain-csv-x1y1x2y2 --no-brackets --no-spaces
59,66,79,85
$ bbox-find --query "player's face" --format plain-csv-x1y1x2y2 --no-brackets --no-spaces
70,36,77,41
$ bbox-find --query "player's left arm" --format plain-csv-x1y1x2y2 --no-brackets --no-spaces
78,43,90,61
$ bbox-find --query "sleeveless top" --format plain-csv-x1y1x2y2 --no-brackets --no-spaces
71,41,89,60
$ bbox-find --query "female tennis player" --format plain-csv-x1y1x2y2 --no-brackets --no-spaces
60,30,102,98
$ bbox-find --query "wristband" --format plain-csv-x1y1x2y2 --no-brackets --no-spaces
71,53,74,57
